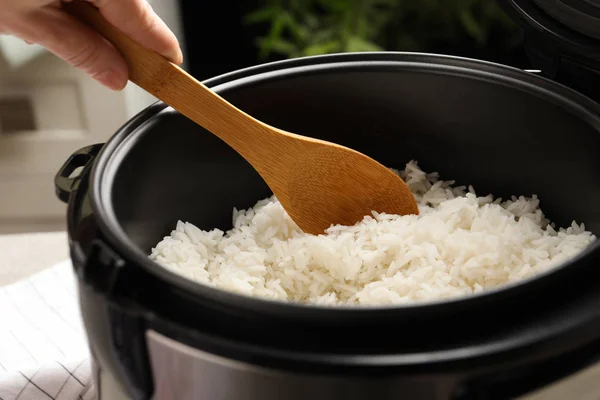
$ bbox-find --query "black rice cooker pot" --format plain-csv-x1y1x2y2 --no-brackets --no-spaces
54,1,600,399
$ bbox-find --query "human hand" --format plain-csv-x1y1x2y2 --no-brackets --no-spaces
0,0,183,90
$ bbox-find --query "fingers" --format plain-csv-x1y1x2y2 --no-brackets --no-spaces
0,0,59,12
88,0,183,64
0,0,182,91
0,7,128,90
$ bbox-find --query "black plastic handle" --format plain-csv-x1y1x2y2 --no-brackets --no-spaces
55,143,104,203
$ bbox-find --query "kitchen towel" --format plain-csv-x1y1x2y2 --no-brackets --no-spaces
0,260,96,400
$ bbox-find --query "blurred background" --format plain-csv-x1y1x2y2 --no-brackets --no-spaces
0,0,530,236
184,0,530,80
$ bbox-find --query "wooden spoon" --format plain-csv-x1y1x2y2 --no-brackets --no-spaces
67,2,419,235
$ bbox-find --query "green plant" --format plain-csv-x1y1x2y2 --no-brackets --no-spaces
244,0,395,58
245,0,523,60
385,0,522,51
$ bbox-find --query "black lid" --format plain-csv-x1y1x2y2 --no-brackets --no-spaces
531,0,600,39
499,0,600,101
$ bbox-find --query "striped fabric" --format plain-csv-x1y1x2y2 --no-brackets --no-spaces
0,260,96,400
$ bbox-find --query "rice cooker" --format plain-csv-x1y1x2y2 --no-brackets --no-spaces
54,0,600,399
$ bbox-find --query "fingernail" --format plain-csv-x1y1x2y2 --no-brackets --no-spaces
167,48,183,65
95,69,127,91
175,51,184,65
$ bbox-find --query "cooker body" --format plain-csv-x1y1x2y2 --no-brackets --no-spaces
56,53,600,400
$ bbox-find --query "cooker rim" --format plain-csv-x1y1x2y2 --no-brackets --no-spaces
88,51,600,318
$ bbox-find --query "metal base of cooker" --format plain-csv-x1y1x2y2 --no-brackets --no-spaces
92,331,600,400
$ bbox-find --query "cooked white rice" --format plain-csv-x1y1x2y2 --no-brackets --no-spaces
150,161,596,306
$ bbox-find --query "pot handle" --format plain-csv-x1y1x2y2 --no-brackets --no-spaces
55,143,103,203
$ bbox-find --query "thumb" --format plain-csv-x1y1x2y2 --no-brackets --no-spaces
0,7,128,90
88,0,183,64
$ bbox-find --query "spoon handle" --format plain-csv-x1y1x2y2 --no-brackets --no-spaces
66,1,277,159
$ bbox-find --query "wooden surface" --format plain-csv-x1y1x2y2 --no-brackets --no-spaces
67,1,419,235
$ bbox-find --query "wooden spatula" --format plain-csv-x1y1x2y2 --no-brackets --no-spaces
66,2,419,235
